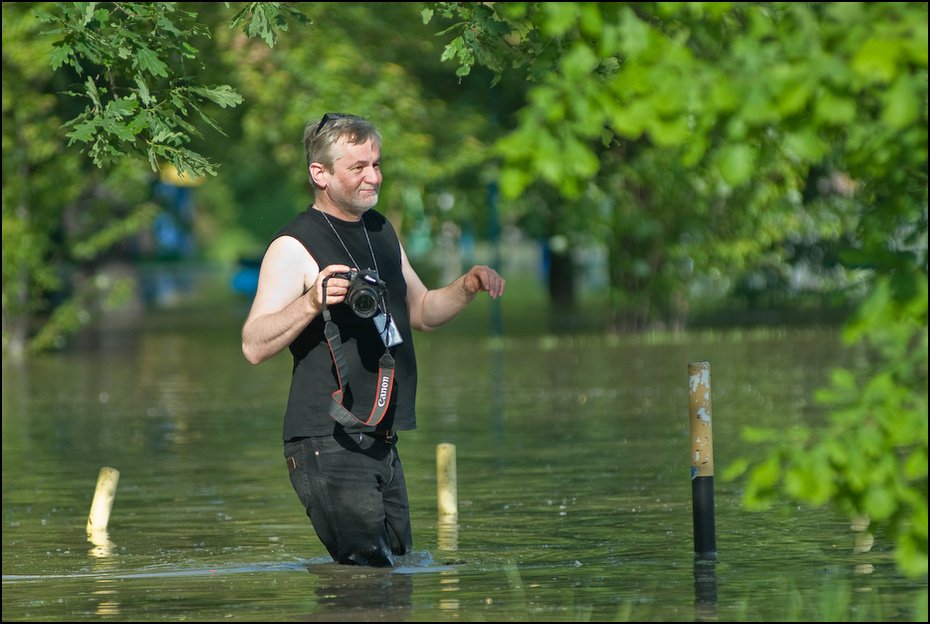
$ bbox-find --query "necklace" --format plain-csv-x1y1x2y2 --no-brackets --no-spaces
319,208,380,275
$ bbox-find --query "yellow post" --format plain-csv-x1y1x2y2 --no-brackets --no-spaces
689,363,714,479
87,467,120,534
436,443,458,517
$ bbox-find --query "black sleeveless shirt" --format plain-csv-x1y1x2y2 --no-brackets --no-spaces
274,207,417,440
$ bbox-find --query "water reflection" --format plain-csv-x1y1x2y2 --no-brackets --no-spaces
693,559,718,622
89,553,122,617
303,563,415,621
437,515,459,552
87,528,117,558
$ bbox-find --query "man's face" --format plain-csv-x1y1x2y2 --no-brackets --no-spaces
322,137,382,217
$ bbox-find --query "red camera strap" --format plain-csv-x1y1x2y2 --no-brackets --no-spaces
322,308,394,430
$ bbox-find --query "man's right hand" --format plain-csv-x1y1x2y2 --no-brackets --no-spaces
312,265,354,312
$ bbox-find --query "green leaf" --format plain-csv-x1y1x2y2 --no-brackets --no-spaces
618,6,651,59
880,74,920,129
783,128,825,162
609,100,651,138
134,74,151,106
648,115,690,146
84,76,102,110
721,458,750,480
65,119,98,144
135,45,169,77
189,85,243,108
863,486,898,521
48,42,72,69
814,91,857,125
715,143,756,186
852,37,901,84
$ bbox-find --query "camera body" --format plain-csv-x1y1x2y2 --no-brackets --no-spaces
330,270,387,318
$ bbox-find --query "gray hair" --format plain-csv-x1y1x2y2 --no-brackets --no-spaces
303,113,382,187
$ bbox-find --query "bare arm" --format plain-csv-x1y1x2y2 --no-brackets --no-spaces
241,236,351,364
403,245,505,333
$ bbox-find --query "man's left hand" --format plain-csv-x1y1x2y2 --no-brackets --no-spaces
463,265,505,299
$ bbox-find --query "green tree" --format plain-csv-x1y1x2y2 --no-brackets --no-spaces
1,2,309,357
3,2,159,356
35,1,312,179
427,2,902,328
3,2,499,355
425,1,928,579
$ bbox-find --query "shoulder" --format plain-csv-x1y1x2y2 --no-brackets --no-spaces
276,207,321,235
255,235,319,299
269,233,311,253
263,235,317,272
271,208,326,257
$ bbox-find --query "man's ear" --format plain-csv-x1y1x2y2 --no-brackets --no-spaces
309,162,328,188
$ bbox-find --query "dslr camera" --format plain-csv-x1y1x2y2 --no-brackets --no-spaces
330,269,388,318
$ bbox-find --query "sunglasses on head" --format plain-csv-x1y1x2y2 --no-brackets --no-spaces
315,113,348,136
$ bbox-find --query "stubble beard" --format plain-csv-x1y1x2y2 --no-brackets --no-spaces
336,188,379,218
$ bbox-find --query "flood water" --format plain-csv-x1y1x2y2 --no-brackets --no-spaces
2,292,926,621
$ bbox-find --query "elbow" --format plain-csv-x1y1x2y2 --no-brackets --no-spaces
241,322,272,364
409,318,438,334
242,342,266,365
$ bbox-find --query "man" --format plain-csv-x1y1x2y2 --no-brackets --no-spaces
241,113,505,566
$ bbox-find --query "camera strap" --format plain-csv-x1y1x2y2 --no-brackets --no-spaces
321,292,394,431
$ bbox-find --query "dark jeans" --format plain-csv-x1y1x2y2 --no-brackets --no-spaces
284,432,413,567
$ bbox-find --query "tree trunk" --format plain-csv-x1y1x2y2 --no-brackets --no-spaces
547,248,575,313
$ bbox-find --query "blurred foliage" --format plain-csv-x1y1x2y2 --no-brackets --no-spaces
1,1,287,357
189,2,494,262
2,2,165,356
5,2,488,352
733,271,928,578
426,1,928,580
425,1,925,329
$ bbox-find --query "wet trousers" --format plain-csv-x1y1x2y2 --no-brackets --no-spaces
283,432,413,567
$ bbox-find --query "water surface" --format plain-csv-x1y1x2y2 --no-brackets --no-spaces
3,301,925,621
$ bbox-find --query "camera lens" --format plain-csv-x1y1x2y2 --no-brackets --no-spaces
349,288,378,318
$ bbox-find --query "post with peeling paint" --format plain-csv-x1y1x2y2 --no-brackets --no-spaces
689,362,717,561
